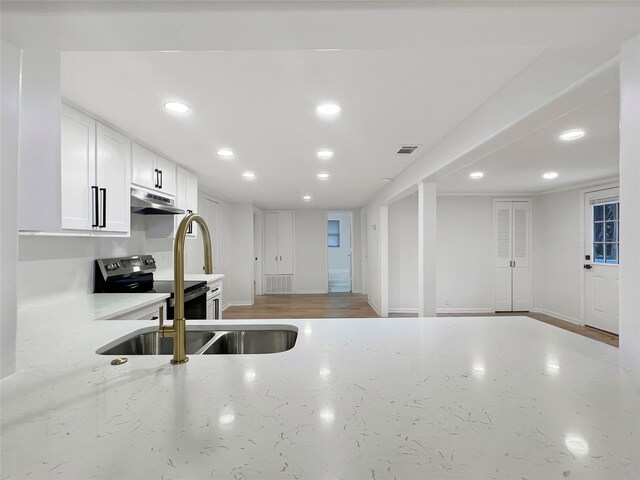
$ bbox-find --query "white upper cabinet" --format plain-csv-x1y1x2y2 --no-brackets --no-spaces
27,103,131,236
95,123,131,233
131,142,176,197
60,106,96,231
146,166,198,238
59,105,131,235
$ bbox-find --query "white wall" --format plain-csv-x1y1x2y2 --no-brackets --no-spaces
532,188,583,323
388,195,418,312
364,201,381,313
1,41,21,378
293,209,328,294
619,35,640,388
436,196,495,312
220,202,254,308
18,216,174,306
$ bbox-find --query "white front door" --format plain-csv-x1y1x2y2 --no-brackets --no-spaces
584,188,620,334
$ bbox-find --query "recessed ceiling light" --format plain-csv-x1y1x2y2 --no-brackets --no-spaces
242,171,256,180
217,148,235,159
316,102,341,118
543,171,559,180
469,171,484,180
317,149,334,160
303,195,312,201
382,178,393,184
317,173,330,180
163,101,190,113
559,129,585,141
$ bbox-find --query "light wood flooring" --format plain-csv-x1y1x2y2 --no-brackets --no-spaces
223,294,619,347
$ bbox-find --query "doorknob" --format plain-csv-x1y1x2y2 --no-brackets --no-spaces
584,264,593,270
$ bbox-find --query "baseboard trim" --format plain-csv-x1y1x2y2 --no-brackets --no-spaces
532,308,582,325
290,290,328,294
436,307,495,314
389,308,419,314
222,301,254,311
368,299,381,316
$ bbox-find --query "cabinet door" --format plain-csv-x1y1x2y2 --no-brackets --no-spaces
96,123,130,233
60,105,96,231
511,201,532,311
277,211,294,274
131,143,157,190
264,212,279,275
156,156,176,197
494,201,513,312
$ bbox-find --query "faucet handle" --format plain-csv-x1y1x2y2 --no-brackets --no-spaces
158,304,165,331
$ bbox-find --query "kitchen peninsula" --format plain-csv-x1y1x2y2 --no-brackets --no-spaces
2,299,637,479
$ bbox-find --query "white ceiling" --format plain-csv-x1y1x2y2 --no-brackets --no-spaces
436,88,620,194
61,48,544,209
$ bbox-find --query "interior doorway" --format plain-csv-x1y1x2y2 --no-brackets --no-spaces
327,212,352,293
584,187,620,334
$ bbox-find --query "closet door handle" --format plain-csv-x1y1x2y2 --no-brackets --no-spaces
91,186,99,227
99,188,107,228
275,256,278,262
154,168,159,188
280,256,282,261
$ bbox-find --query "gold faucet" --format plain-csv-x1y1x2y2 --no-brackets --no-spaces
160,213,213,364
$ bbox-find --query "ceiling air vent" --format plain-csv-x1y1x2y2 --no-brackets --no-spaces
397,145,420,155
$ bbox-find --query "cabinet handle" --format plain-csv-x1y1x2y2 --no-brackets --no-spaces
154,168,159,188
159,170,163,189
187,209,193,234
275,256,278,261
99,188,107,228
91,186,99,228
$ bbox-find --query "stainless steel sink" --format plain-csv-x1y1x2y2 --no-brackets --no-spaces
201,330,297,355
97,325,297,356
96,326,216,355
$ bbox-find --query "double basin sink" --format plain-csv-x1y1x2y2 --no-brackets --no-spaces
97,325,297,356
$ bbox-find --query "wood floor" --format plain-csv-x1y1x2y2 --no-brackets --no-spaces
223,294,619,347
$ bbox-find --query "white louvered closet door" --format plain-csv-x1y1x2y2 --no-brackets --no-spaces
494,201,514,311
511,202,532,311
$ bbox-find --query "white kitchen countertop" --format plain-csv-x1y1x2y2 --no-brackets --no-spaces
2,302,638,479
154,272,225,283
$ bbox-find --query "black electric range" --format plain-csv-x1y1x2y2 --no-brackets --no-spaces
94,255,209,318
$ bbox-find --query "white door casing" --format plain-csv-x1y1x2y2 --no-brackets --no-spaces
584,188,620,334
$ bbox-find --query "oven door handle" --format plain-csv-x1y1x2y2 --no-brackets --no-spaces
183,285,210,303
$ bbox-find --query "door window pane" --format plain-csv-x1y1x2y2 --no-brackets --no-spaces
594,243,604,262
594,223,604,242
594,205,604,221
592,201,619,265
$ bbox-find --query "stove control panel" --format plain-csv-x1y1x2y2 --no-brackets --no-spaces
94,255,156,292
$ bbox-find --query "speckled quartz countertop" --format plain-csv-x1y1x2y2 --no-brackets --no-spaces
2,303,639,479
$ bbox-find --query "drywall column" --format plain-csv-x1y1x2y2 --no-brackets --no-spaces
619,35,640,389
1,41,21,378
380,205,389,317
418,182,437,317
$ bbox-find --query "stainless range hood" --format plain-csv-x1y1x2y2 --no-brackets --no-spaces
131,188,185,215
